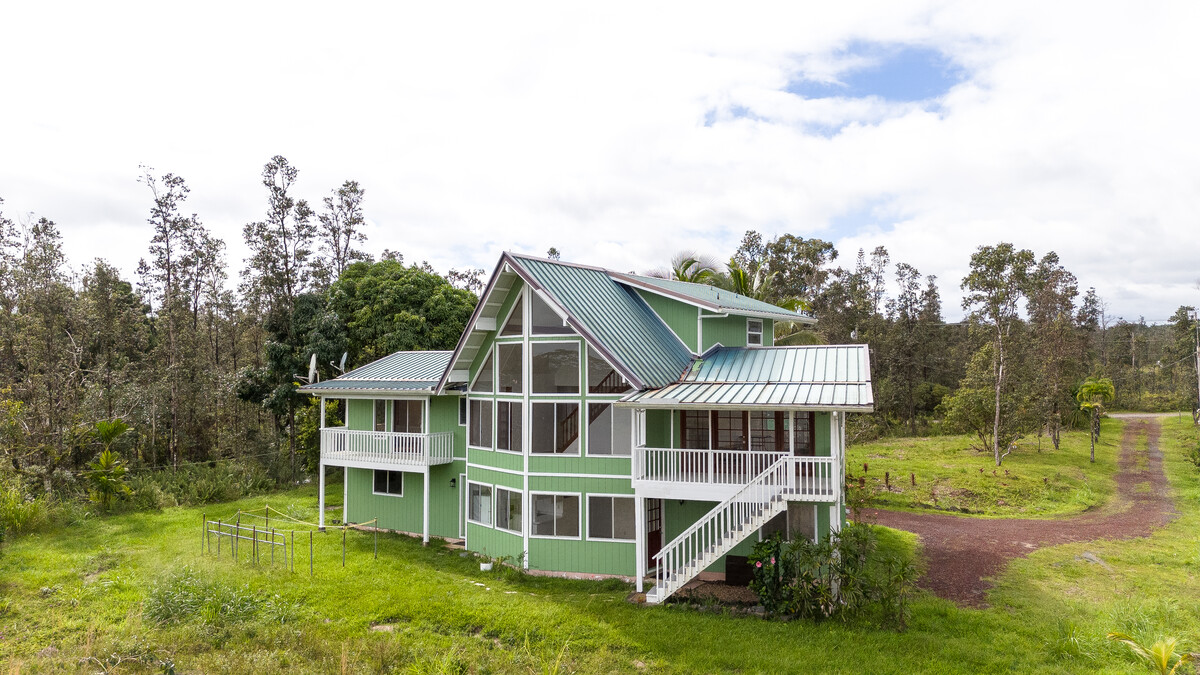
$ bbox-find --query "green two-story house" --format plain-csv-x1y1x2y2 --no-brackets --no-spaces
300,252,873,603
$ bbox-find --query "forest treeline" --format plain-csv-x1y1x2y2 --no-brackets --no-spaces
0,157,1197,513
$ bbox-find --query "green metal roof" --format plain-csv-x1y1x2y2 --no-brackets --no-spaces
299,351,452,395
512,255,694,389
611,273,815,323
619,345,873,410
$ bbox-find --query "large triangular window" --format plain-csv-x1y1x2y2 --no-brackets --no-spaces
530,293,574,335
500,297,523,336
587,346,632,394
470,352,495,393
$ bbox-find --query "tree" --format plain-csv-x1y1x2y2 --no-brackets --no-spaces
314,180,368,288
648,251,721,284
1076,376,1115,463
242,155,316,323
1026,252,1082,450
734,231,837,303
960,243,1036,465
84,448,130,510
546,247,561,261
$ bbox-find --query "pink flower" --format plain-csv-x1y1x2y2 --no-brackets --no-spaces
755,561,762,568
770,557,776,564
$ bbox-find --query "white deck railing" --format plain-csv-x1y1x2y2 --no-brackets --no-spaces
646,455,838,603
320,428,454,467
634,447,836,498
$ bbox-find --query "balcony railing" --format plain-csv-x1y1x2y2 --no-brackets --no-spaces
633,447,837,500
320,428,454,468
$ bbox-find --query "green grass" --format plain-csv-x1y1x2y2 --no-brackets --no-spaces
848,418,1125,518
1,418,1197,673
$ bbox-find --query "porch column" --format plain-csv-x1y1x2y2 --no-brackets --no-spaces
342,467,349,526
318,462,326,531
319,396,326,428
634,495,647,593
829,411,842,534
422,469,431,545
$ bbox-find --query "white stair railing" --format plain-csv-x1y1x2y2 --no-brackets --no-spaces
647,456,831,604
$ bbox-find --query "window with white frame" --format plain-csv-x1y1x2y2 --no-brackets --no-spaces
391,400,423,434
470,352,495,393
531,342,579,393
496,401,522,452
532,494,579,537
500,296,523,336
587,347,632,394
468,399,493,448
497,343,523,393
747,319,764,346
374,399,386,431
530,293,574,335
531,402,580,454
587,496,635,540
586,403,632,456
468,483,493,525
495,487,522,533
372,470,404,497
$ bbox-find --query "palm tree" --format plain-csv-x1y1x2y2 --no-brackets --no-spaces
1076,377,1115,463
1107,633,1193,675
85,419,133,510
647,251,722,284
92,419,130,453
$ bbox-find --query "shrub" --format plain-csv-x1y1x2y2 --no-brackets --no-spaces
0,481,51,534
747,523,918,630
126,461,277,510
145,566,299,626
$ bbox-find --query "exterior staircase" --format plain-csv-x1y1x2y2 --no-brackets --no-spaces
644,455,815,604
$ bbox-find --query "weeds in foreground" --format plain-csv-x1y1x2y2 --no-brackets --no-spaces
1107,632,1193,675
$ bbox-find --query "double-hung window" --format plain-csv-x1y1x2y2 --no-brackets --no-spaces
392,400,423,434
747,319,763,346
469,400,493,448
496,401,522,452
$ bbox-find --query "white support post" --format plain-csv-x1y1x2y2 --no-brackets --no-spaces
318,462,326,531
634,496,647,593
319,396,326,429
342,466,349,527
422,469,431,545
830,411,842,534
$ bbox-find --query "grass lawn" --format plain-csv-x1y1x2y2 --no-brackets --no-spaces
2,417,1198,673
847,418,1131,517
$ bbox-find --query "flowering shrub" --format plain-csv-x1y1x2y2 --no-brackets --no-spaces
747,523,917,630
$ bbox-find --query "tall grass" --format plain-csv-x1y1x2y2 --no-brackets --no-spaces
125,462,278,510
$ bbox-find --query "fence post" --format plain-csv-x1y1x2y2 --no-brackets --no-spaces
342,526,347,568
252,525,258,565
265,504,269,531
291,530,295,573
217,519,222,557
202,512,206,555
374,518,378,560
235,515,240,561
309,531,314,578
271,528,276,565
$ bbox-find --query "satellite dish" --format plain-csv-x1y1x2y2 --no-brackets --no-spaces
295,353,320,385
331,352,348,375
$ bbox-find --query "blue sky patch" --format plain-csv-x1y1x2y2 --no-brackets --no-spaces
788,43,965,102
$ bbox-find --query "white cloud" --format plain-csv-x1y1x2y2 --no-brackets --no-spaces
1,1,1197,322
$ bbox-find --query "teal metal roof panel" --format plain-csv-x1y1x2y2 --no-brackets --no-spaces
337,351,452,382
613,274,813,322
511,255,694,389
299,351,452,394
299,379,437,394
620,345,873,410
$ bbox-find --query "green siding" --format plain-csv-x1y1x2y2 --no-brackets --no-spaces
815,412,831,456
467,523,524,561
430,395,465,457
635,290,698,352
529,537,633,576
344,461,464,539
763,319,774,346
700,313,754,350
645,410,671,448
526,475,632,494
347,398,374,431
466,466,524,490
469,448,524,472
528,455,629,475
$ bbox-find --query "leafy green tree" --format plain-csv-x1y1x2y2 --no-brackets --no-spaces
1026,252,1083,450
328,260,478,364
734,231,837,303
960,243,1036,466
648,251,721,284
1076,376,1115,462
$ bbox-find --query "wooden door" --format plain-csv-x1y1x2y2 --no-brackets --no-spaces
646,499,663,567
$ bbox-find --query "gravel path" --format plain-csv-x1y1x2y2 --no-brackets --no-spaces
870,416,1177,607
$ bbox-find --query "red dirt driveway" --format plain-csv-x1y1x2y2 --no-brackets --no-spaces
869,417,1177,607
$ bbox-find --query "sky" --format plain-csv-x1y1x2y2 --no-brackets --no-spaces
2,1,1198,323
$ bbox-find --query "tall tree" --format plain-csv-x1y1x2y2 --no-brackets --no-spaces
1026,252,1082,450
960,243,1035,465
314,180,368,288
